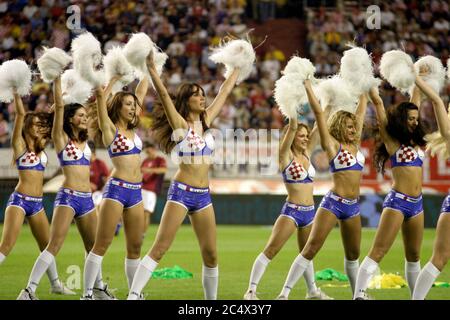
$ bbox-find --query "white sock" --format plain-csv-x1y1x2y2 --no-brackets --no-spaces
248,253,271,291
344,258,359,295
353,256,378,299
94,267,105,290
27,250,55,292
125,258,140,290
83,252,103,296
303,260,318,293
46,259,60,287
85,252,104,289
405,260,421,296
127,255,158,300
202,265,219,300
412,262,440,300
280,254,311,298
0,252,5,265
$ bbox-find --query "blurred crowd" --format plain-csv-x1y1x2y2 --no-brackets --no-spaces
0,0,291,148
306,0,449,135
0,0,448,150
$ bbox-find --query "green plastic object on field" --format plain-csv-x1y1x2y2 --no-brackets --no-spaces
315,268,349,282
152,265,193,279
433,282,450,288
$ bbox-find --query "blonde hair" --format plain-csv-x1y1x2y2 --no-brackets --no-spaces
280,122,310,152
425,132,450,159
425,108,450,159
327,110,359,145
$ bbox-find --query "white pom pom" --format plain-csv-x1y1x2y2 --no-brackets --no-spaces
37,47,72,83
340,47,380,94
71,32,105,87
123,33,152,69
104,46,135,93
209,39,256,84
409,55,446,96
123,33,168,88
274,74,307,119
0,59,32,102
61,69,93,105
153,51,169,77
282,56,315,80
380,50,415,93
447,58,450,80
313,76,359,113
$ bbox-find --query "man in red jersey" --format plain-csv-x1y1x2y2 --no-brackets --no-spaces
88,140,110,207
141,142,167,233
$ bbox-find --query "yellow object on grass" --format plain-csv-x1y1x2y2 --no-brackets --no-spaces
368,273,407,289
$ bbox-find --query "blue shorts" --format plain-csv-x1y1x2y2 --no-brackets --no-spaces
102,177,143,209
319,191,360,220
382,189,423,219
440,194,450,214
167,181,212,213
7,191,43,217
280,202,315,228
55,188,95,218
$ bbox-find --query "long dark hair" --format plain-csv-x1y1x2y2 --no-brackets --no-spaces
63,103,88,142
89,92,141,145
373,102,426,174
107,92,141,129
22,112,53,155
152,83,208,154
13,112,52,166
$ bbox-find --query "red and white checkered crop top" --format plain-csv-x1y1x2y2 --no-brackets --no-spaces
16,150,47,171
175,127,214,157
107,128,142,158
57,140,91,166
390,144,424,168
282,158,315,183
329,145,365,173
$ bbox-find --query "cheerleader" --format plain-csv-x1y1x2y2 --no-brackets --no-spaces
2,89,73,299
353,77,431,299
412,75,449,299
126,51,240,300
276,78,368,299
243,117,332,300
82,75,149,299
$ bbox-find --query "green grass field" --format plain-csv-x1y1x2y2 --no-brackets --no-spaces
0,224,449,300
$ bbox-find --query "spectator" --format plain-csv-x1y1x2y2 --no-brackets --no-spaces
88,141,110,207
0,113,10,147
141,142,167,233
0,0,447,164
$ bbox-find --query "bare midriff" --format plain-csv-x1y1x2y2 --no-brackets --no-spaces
331,170,362,199
15,171,44,197
285,183,314,206
391,166,423,197
110,154,143,183
173,158,212,188
61,166,91,192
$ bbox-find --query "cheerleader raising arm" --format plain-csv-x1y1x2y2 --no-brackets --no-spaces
304,78,337,159
146,51,187,131
11,91,26,157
